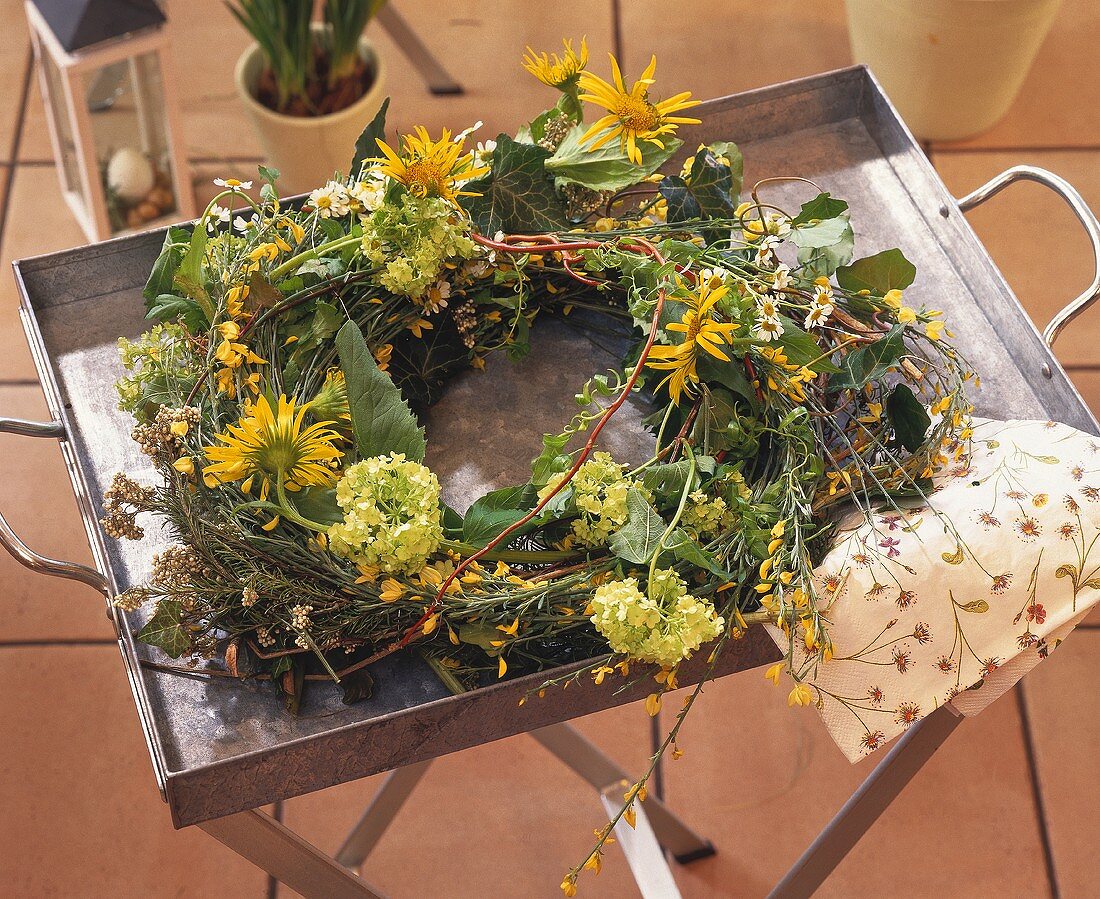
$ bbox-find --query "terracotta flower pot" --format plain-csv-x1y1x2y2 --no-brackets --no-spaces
845,0,1062,141
234,30,386,194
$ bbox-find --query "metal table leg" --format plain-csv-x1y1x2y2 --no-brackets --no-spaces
337,759,433,868
376,6,463,95
600,779,683,899
768,704,964,899
531,722,716,863
200,809,385,899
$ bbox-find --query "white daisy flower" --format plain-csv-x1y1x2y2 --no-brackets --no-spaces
308,181,351,218
755,316,784,342
348,178,384,214
233,214,258,233
756,295,781,320
804,303,834,329
418,279,452,314
205,204,230,232
772,263,791,291
213,177,253,190
454,120,484,143
476,138,497,161
812,282,834,306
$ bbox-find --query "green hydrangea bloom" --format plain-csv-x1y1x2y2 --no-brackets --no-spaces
680,490,735,540
328,454,444,575
537,451,651,548
361,194,477,298
590,570,724,667
116,323,199,421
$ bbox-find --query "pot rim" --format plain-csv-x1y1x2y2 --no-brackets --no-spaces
234,34,385,126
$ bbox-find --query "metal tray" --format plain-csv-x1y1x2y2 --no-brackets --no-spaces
6,66,1099,828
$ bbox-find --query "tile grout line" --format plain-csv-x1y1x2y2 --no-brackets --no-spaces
0,638,116,647
610,0,623,63
932,144,1100,155
0,49,35,250
268,800,285,899
1014,685,1061,898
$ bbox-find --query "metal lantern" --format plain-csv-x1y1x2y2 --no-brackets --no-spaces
25,0,195,241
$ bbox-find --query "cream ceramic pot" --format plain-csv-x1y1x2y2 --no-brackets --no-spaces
845,0,1062,141
235,33,386,194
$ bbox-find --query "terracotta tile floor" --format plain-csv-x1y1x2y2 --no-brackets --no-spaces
0,2,1098,897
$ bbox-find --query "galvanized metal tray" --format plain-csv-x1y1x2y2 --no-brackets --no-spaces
7,66,1100,828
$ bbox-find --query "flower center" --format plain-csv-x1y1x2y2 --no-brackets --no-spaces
403,158,447,194
615,95,661,132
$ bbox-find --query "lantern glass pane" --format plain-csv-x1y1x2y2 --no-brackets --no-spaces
87,51,179,234
40,49,82,200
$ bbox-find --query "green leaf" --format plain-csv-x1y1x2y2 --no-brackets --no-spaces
545,124,680,192
641,460,697,499
143,226,191,306
791,214,851,249
832,325,906,390
666,530,734,580
778,320,842,373
145,293,208,331
610,488,666,565
795,218,855,276
531,433,572,486
886,383,931,453
136,599,189,658
458,621,502,651
659,144,739,222
309,301,343,343
340,669,375,705
350,96,390,176
461,134,569,233
173,226,215,321
290,486,343,527
698,353,760,406
335,320,426,461
836,248,917,294
462,484,537,546
792,192,849,226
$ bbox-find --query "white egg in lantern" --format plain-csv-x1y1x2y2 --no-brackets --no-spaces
106,147,155,202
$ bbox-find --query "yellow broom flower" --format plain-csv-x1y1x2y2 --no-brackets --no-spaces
522,37,589,89
373,126,488,207
203,395,343,501
578,54,701,165
646,279,740,403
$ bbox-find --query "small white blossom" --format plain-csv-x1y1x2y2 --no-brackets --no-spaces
214,177,252,190
308,181,352,218
233,214,257,233
772,263,791,291
348,177,384,214
804,303,834,329
205,204,230,233
755,316,785,342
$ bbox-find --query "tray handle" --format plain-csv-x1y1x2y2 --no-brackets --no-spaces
0,416,109,596
955,165,1100,364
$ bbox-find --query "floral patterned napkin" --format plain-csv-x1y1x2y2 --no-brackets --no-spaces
775,418,1100,762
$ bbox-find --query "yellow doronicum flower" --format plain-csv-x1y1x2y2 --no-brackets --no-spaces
203,394,343,501
373,126,488,207
522,37,589,89
578,54,701,165
646,278,740,404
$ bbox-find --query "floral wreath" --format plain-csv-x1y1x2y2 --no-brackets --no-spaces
105,39,972,891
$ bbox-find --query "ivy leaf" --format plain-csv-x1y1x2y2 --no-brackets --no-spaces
610,488,666,565
836,248,917,294
886,383,931,453
659,143,740,222
136,599,189,658
641,459,698,500
143,226,191,306
545,124,681,192
461,134,569,233
831,325,906,390
777,320,842,373
462,484,537,546
531,432,572,486
335,320,426,461
792,192,849,226
795,218,855,276
350,96,390,176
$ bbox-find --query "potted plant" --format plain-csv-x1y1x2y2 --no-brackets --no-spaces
231,0,387,192
845,0,1062,141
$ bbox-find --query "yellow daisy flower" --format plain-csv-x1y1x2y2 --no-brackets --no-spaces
373,126,488,207
203,394,343,501
522,37,589,89
578,54,701,165
646,279,740,403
